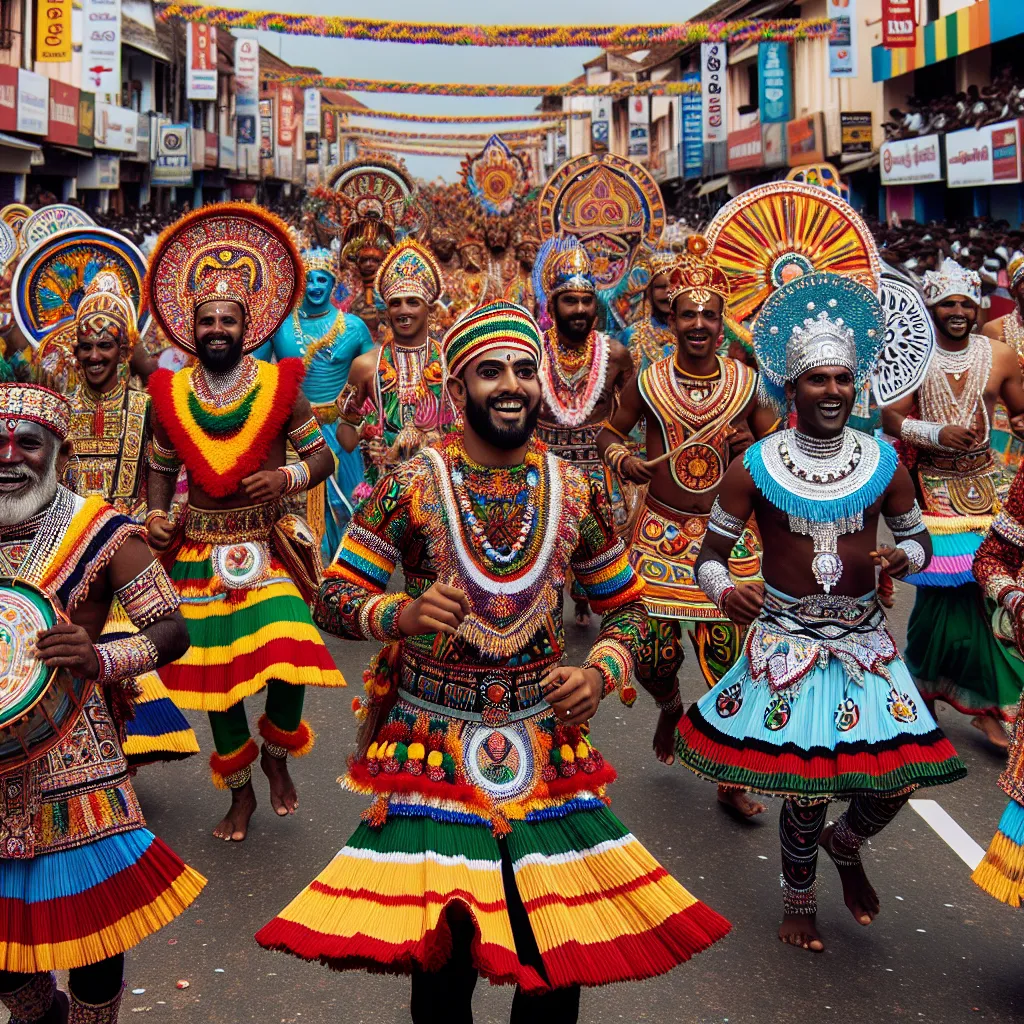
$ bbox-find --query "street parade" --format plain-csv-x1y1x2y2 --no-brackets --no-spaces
1,2,1024,1022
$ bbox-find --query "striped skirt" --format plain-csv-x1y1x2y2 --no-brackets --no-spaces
973,799,1024,907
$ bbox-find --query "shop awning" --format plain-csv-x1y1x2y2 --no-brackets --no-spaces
841,152,880,174
0,133,41,152
52,145,94,159
697,176,729,196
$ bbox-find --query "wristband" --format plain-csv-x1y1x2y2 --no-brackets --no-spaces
93,632,160,683
144,508,169,528
884,502,924,540
708,497,745,542
896,538,926,576
603,442,631,476
899,418,944,450
696,559,735,613
280,461,311,495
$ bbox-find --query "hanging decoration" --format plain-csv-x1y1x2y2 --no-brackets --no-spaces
355,142,522,159
153,6,834,48
460,136,532,218
342,126,550,144
341,109,588,124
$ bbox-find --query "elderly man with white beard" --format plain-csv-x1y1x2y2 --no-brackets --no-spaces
0,383,206,1024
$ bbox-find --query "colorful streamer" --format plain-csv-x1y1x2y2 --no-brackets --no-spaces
356,142,535,159
265,74,703,98
337,109,588,124
340,126,551,143
154,5,833,47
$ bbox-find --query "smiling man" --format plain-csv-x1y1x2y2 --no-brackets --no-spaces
257,300,730,1022
881,257,1024,750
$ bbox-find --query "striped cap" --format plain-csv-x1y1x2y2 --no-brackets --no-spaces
443,301,543,379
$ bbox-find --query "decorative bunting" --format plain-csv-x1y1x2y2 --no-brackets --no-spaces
341,109,589,124
342,126,550,143
356,142,533,159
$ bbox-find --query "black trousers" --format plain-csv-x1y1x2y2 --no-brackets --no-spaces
0,952,124,1006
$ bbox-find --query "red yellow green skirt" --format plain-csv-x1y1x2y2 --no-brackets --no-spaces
161,539,345,712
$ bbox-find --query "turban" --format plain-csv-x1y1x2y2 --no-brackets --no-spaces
444,301,543,379
0,383,70,441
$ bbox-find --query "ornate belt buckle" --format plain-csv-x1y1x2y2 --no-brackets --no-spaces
480,672,512,726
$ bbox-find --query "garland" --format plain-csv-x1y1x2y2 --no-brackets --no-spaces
154,5,833,47
343,126,550,143
355,141,538,159
342,110,588,124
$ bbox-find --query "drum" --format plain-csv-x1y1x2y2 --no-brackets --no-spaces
0,578,93,770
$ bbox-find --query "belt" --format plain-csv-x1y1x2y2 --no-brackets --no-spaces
918,447,993,475
184,501,280,543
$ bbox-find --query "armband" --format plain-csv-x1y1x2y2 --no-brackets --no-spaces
287,415,327,457
602,442,631,476
115,560,180,628
93,632,160,683
707,497,745,542
280,461,311,495
896,539,926,576
992,510,1024,549
148,438,182,475
696,559,735,613
899,418,944,450
884,502,925,539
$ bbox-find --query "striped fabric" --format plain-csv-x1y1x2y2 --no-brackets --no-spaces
973,798,1024,907
443,300,542,379
905,522,985,588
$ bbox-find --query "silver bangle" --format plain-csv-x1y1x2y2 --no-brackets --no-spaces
896,539,926,576
899,418,944,450
707,497,745,542
696,559,735,612
885,502,924,539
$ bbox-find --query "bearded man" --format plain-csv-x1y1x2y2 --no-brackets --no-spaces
143,204,345,842
0,383,205,1023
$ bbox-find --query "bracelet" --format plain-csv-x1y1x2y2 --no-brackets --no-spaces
696,559,735,613
781,876,818,917
896,538,926,576
603,442,631,476
986,573,1021,605
144,508,169,528
280,461,311,495
707,497,745,542
1003,587,1024,613
884,502,924,539
992,510,1024,549
288,415,328,457
93,632,160,683
583,640,631,701
359,592,412,642
899,418,944,450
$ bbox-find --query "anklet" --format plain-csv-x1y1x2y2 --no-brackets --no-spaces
781,876,818,916
656,689,683,715
263,741,289,760
224,765,252,789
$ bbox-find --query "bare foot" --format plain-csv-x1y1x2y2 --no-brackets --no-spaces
212,782,257,841
653,706,683,764
820,824,880,926
971,715,1010,752
261,747,299,816
717,785,767,818
574,599,591,628
778,914,824,952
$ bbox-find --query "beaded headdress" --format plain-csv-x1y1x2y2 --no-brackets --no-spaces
75,271,138,352
666,235,730,307
752,271,886,412
145,202,304,355
444,301,543,379
532,237,596,312
921,257,982,307
301,248,337,277
0,383,70,441
1007,251,1024,291
374,239,443,305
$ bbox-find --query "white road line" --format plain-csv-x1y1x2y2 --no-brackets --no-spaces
909,799,985,870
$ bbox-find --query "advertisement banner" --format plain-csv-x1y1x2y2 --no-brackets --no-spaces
0,67,16,132
303,89,321,135
219,131,236,171
880,134,942,184
77,153,119,189
727,123,763,171
204,130,218,169
947,120,1023,188
304,131,318,164
152,121,192,186
274,146,293,182
627,96,649,160
234,35,259,175
841,112,873,156
591,96,611,153
786,113,825,166
186,23,218,101
701,42,727,144
46,80,79,146
322,108,337,143
827,0,857,78
36,0,72,62
758,43,791,124
17,70,48,135
136,112,151,161
77,92,95,149
762,122,786,168
259,98,274,159
882,0,917,49
278,87,295,147
81,0,121,100
94,103,137,151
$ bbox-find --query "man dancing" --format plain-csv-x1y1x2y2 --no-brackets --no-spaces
254,248,374,560
533,238,634,626
881,258,1024,749
256,301,730,1021
597,238,771,817
674,273,966,953
144,204,345,842
0,382,205,1022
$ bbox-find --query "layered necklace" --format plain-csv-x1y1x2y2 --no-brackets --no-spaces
540,328,609,427
672,355,724,407
921,336,991,441
188,356,261,436
1003,309,1024,365
0,488,77,582
79,376,127,436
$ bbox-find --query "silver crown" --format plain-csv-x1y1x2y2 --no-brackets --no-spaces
785,309,857,382
922,256,981,307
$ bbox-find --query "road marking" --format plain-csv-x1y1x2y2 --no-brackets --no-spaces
909,799,985,870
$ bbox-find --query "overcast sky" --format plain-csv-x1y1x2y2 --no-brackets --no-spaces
240,0,708,180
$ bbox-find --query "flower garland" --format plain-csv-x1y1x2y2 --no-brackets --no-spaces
342,126,550,143
344,110,588,124
539,329,610,428
154,5,833,48
356,143,530,159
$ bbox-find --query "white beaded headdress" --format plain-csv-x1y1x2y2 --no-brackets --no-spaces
921,257,981,307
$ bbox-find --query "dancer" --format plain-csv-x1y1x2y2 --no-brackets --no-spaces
981,250,1024,362
342,230,389,339
144,204,345,842
503,230,540,315
256,301,730,1021
533,238,634,626
254,248,374,559
65,272,199,767
620,250,679,374
597,238,771,817
881,257,1024,749
674,273,966,952
0,382,205,1022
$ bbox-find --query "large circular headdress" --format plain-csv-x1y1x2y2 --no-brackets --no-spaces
0,220,17,273
461,135,531,218
20,204,95,251
12,226,149,347
871,267,936,408
785,163,851,203
706,181,880,324
145,202,303,355
0,203,32,238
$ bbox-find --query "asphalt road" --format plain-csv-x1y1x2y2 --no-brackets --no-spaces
9,587,1023,1024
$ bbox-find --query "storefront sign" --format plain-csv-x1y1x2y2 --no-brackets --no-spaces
152,121,191,185
94,103,137,151
278,87,295,147
762,122,786,168
947,119,1023,188
758,43,791,124
186,23,218,101
321,108,336,143
303,89,321,135
45,80,79,146
727,123,763,171
81,0,121,100
17,70,48,135
591,96,611,153
234,36,259,176
701,42,727,144
77,92,95,149
77,152,119,189
274,145,292,181
36,0,72,63
828,0,857,78
880,133,942,184
259,98,274,158
136,113,151,161
882,0,917,48
0,67,16,132
681,72,702,179
304,131,318,164
627,96,650,161
786,112,825,166
205,130,218,169
840,112,873,156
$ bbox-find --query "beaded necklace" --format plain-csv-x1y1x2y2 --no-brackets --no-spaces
292,309,345,369
1003,309,1024,368
921,336,991,442
539,328,609,428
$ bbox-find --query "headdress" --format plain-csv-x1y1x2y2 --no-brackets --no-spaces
921,257,982,307
75,271,139,352
374,239,443,305
460,135,531,218
457,233,484,252
752,271,886,413
301,248,337,277
1010,251,1024,291
19,204,94,250
643,248,678,282
0,383,70,441
443,301,543,379
666,235,730,306
145,202,304,355
532,237,596,313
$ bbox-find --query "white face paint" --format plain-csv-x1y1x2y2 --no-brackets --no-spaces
0,420,59,527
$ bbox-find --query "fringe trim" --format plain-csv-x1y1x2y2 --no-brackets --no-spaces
257,715,315,757
972,828,1024,907
210,738,259,790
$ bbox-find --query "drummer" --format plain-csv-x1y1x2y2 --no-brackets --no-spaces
0,382,206,1023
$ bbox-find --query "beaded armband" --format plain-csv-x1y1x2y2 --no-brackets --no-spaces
281,461,311,495
358,592,412,642
696,559,735,613
288,415,327,457
900,418,944,450
992,510,1024,549
583,639,631,701
896,538,926,576
602,442,631,476
149,437,182,475
93,632,160,683
884,502,925,539
115,560,180,628
708,497,745,542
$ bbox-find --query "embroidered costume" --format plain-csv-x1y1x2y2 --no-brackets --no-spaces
621,251,678,376
257,302,730,992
